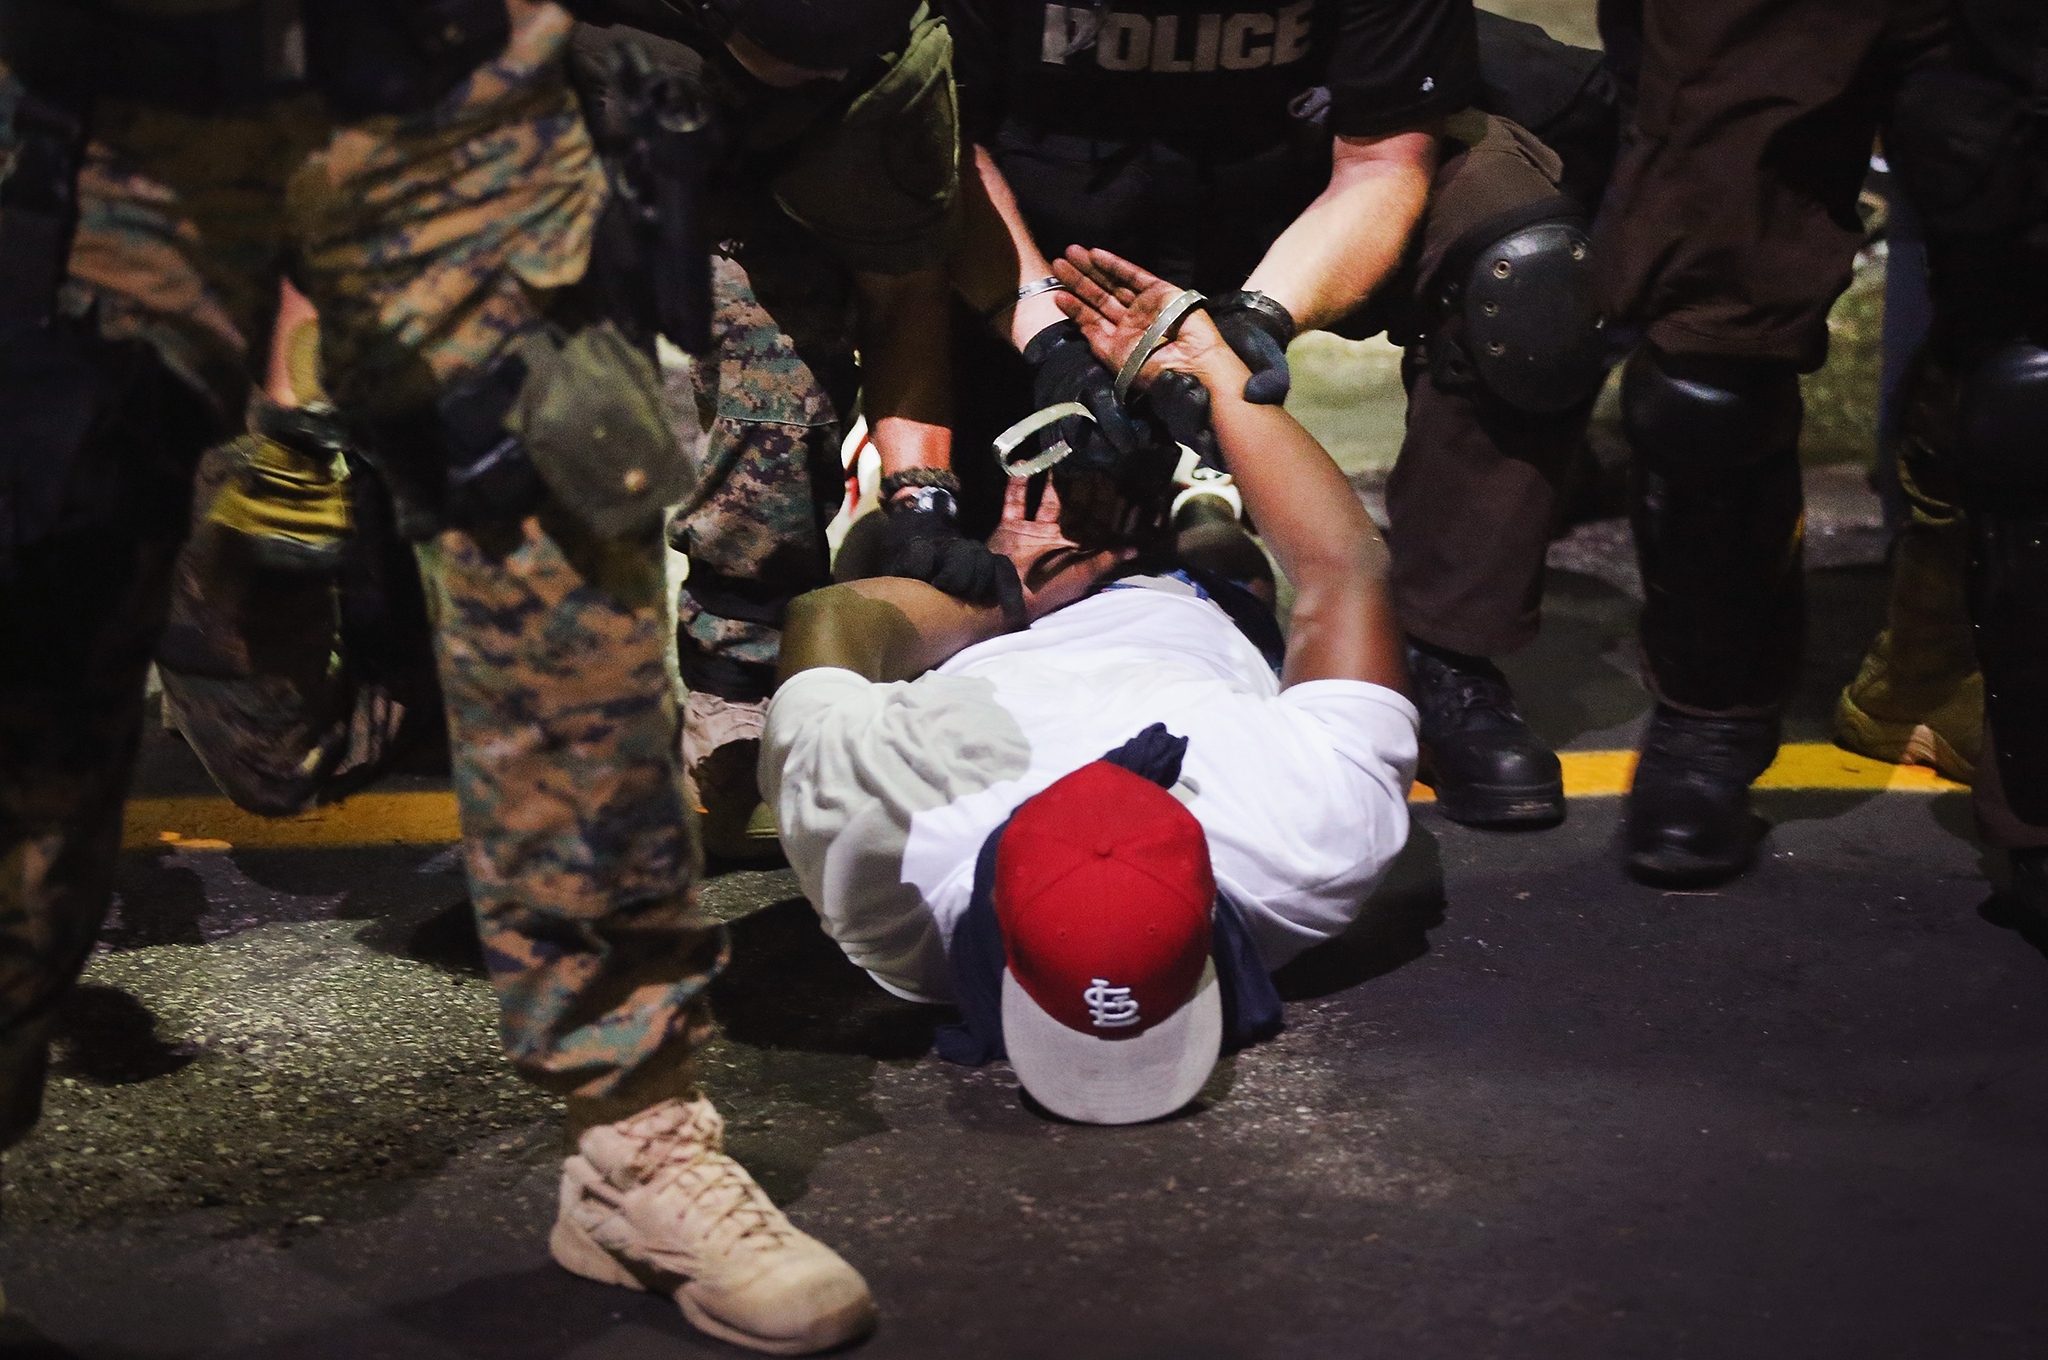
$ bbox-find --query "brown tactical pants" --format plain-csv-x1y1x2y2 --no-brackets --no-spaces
1376,113,1594,658
1595,0,1948,368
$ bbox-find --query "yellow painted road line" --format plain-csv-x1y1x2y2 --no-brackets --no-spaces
125,791,461,851
1405,742,1963,805
126,743,1964,850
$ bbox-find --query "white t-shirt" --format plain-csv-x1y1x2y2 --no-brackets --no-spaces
760,579,1419,1004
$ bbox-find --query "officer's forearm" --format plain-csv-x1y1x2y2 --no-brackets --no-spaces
856,266,953,475
1242,130,1436,333
952,146,1067,351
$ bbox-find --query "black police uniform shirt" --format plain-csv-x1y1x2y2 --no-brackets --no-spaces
943,0,1478,294
945,0,1481,149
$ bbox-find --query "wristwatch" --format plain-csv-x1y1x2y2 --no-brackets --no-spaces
888,484,959,520
880,468,962,520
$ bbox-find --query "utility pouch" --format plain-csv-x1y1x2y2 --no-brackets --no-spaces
770,6,959,274
302,0,509,120
509,321,691,539
384,322,688,540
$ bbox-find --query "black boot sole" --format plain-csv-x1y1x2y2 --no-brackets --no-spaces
1431,778,1567,830
1623,814,1766,888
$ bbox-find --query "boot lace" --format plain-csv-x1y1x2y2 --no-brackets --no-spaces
619,1103,797,1258
1412,649,1523,733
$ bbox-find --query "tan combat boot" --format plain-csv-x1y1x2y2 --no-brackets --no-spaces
551,1097,876,1355
206,401,353,573
1834,493,1981,784
682,691,781,862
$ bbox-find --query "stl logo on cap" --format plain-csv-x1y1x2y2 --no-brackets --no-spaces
993,757,1227,1125
1084,979,1141,1028
994,761,1215,1039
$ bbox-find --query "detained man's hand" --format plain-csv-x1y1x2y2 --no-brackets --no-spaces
986,474,1134,621
1050,246,1243,395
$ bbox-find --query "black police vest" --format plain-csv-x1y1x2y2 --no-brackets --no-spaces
999,1,1328,147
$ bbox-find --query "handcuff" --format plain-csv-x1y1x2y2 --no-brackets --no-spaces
992,287,1209,480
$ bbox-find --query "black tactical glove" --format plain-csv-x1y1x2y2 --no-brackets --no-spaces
1211,290,1297,405
862,509,1012,604
1023,320,1144,474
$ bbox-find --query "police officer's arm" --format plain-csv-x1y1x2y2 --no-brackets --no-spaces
1054,247,1407,694
855,266,954,481
1241,129,1437,333
949,146,1146,456
953,145,1069,351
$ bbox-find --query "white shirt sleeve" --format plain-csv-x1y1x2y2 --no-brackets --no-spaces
760,666,1033,1002
1194,679,1419,968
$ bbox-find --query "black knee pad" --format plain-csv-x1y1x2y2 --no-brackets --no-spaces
1428,205,1610,415
1621,347,1802,473
1955,340,2048,497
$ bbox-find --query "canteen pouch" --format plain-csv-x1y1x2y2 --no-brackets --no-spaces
509,322,697,539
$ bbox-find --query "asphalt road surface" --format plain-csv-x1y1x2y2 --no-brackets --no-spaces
4,544,2045,1360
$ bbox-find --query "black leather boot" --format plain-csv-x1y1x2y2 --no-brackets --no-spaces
1409,642,1565,828
1625,706,1780,886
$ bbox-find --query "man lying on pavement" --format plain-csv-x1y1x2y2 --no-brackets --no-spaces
761,247,1418,1124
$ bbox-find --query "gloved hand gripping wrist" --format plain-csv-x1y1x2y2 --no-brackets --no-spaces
1211,291,1297,405
858,509,1012,605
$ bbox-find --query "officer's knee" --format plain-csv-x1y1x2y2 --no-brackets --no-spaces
1620,346,1802,472
1427,213,1608,415
1955,340,2048,496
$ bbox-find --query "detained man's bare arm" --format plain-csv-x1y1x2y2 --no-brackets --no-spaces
777,477,1132,686
1052,246,1408,694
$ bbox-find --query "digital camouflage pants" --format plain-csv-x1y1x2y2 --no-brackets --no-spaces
0,3,720,1148
670,239,858,705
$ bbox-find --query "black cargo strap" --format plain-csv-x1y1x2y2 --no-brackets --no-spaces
682,560,804,626
675,632,779,704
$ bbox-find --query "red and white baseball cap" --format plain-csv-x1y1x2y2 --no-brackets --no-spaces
994,761,1222,1125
